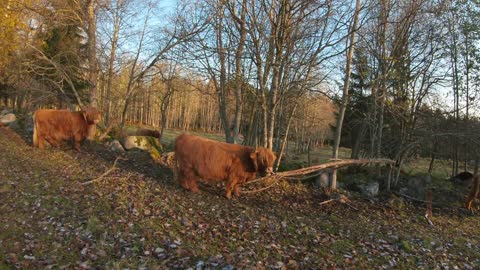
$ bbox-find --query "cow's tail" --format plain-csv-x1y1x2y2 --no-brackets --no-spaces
32,112,38,147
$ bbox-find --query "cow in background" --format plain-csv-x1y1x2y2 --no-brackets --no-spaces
33,107,101,151
466,174,480,211
174,133,276,199
451,171,474,186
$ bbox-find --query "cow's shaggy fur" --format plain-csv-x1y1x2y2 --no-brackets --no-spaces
174,133,276,199
33,107,101,151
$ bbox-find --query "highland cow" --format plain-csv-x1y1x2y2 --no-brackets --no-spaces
33,107,101,151
174,133,276,199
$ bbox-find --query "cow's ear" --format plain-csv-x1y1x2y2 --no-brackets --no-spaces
250,150,258,171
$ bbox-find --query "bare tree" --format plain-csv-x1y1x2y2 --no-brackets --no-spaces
331,0,361,190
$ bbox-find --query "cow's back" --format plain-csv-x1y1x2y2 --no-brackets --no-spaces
34,109,89,141
35,109,73,136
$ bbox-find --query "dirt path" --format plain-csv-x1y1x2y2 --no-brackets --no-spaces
0,127,479,269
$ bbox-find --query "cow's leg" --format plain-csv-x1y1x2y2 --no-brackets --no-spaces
73,134,82,151
233,184,241,197
179,169,199,192
176,167,191,190
45,136,59,148
186,173,200,193
37,136,47,149
225,177,239,199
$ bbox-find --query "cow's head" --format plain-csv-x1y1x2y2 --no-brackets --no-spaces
250,147,277,176
81,107,101,125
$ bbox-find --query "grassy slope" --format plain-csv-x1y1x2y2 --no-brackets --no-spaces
0,127,479,269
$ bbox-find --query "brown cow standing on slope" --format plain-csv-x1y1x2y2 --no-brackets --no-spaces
33,107,101,151
466,174,480,211
174,133,276,199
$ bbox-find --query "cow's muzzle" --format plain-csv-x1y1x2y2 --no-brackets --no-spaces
266,167,275,176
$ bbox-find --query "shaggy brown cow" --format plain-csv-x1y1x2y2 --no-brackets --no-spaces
174,133,276,199
466,174,480,210
33,107,101,151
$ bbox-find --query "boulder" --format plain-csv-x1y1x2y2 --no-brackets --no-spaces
0,109,9,116
108,140,125,152
122,136,162,160
359,182,379,197
159,152,175,167
0,113,16,125
123,136,160,151
405,177,426,200
314,172,330,188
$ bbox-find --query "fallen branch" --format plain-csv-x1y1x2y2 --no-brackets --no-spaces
245,158,395,185
128,127,160,138
318,199,335,205
97,120,116,142
345,202,359,211
281,158,394,176
424,214,434,226
393,191,441,205
242,177,283,194
82,156,124,185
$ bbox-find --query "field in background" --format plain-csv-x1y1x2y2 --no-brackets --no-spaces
151,128,449,178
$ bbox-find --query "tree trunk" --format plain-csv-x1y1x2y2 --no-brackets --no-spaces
87,0,98,107
215,4,233,143
331,0,361,189
275,103,297,171
231,0,247,144
105,6,120,127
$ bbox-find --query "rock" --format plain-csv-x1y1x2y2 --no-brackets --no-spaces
274,261,285,269
108,140,125,152
314,172,330,188
406,177,426,200
79,261,89,269
155,247,164,253
96,250,107,257
123,136,149,150
287,259,299,269
25,115,34,133
160,152,175,167
196,260,205,270
359,182,379,197
0,109,9,116
0,113,16,125
122,136,162,156
424,174,432,184
7,120,20,130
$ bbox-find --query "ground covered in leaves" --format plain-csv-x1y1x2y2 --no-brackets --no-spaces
1,127,479,269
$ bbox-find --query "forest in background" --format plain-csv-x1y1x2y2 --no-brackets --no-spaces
1,0,480,178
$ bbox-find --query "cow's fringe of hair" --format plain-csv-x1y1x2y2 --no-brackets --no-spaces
32,113,38,147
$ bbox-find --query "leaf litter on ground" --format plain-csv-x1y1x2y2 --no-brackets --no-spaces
0,127,479,269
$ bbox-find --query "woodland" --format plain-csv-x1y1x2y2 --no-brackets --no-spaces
1,0,480,269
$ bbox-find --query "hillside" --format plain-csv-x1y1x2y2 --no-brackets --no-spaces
0,127,479,269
